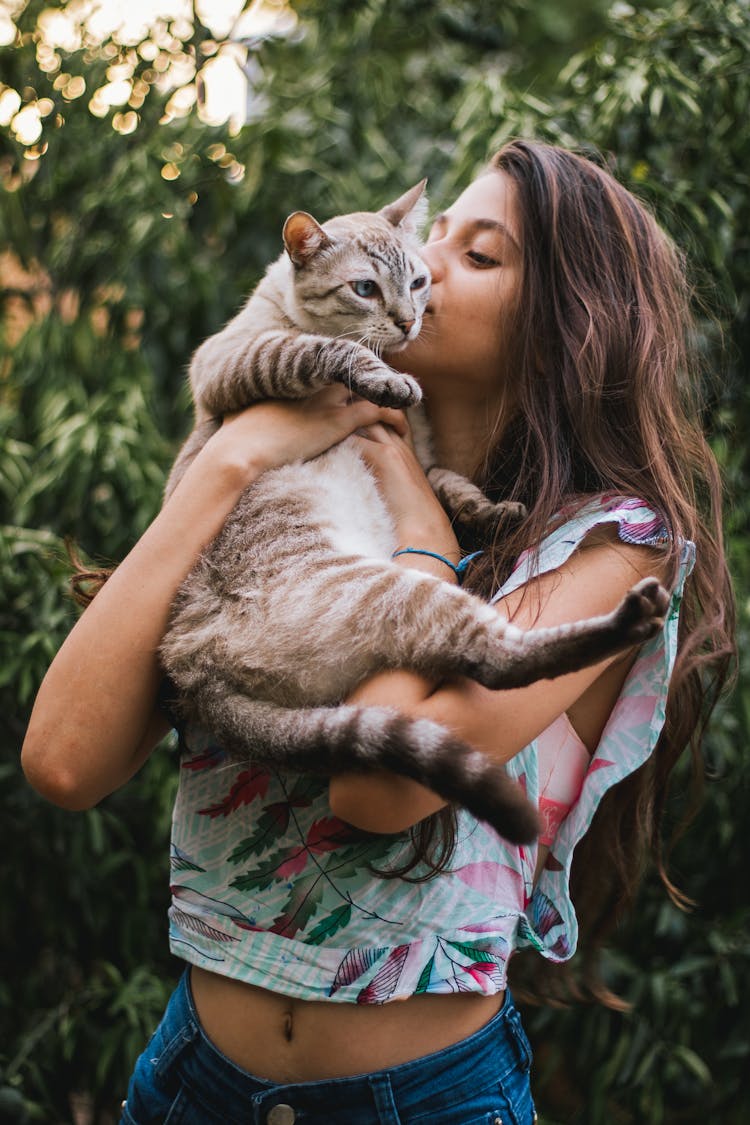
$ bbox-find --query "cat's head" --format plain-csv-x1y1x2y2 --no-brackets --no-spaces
281,181,431,353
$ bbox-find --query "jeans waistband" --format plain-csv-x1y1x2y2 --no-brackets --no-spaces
159,969,530,1121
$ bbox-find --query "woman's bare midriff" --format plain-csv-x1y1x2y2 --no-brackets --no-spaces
189,965,505,1082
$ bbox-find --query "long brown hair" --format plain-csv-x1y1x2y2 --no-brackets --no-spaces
396,139,735,1001
70,142,735,1003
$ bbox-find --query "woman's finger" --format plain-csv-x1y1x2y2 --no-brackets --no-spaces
355,421,407,445
338,400,410,438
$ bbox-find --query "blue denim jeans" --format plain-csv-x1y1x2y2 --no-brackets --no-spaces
120,969,536,1125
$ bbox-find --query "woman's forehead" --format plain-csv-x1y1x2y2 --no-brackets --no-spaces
443,171,521,247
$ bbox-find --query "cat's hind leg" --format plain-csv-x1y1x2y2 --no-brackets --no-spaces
354,568,669,690
402,576,670,688
177,687,540,844
461,577,669,689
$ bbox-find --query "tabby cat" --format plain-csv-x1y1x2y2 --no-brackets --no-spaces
159,183,668,844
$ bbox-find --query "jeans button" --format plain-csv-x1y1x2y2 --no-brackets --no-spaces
267,1105,296,1125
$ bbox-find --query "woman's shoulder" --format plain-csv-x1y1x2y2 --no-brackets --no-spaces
492,492,693,604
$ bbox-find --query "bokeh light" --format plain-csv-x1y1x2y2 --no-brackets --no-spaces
0,0,299,145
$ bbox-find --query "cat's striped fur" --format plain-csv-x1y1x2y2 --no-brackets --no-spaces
159,184,669,844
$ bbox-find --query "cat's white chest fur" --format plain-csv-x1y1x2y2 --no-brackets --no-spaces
296,439,396,557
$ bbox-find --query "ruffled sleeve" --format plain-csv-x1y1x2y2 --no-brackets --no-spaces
490,494,695,963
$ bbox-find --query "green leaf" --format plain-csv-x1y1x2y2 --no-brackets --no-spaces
306,902,352,945
414,954,435,994
444,940,497,963
670,1045,713,1087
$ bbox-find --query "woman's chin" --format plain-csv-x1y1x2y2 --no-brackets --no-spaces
385,335,430,374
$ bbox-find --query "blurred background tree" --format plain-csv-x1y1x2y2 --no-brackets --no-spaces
1,0,747,1121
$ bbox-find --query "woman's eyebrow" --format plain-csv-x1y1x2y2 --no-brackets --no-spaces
472,219,520,251
431,212,520,252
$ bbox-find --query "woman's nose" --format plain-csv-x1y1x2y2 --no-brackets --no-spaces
419,242,445,282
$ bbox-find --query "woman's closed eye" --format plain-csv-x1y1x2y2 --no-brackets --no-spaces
466,250,500,267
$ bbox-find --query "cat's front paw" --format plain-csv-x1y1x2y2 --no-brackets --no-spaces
459,498,527,535
495,501,527,520
613,577,670,645
346,359,422,408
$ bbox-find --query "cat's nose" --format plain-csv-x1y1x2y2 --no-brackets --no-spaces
396,319,416,337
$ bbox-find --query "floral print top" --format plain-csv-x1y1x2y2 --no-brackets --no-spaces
166,495,694,1004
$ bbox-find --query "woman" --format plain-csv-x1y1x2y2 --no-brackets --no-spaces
21,140,734,1124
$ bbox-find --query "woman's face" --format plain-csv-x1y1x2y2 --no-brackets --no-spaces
391,169,523,395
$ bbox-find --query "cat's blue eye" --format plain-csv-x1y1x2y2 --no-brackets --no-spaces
351,279,379,298
411,276,428,291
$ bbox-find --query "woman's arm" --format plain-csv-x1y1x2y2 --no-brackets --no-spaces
329,427,669,833
21,388,408,810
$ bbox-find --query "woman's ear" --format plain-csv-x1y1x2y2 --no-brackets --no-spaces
379,179,429,236
283,211,332,267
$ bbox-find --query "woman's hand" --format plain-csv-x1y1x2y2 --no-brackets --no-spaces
350,421,460,570
195,385,411,494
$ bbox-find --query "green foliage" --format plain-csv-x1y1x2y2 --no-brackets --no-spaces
1,0,748,1121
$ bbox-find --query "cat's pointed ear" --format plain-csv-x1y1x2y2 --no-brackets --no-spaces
283,212,332,267
379,179,428,235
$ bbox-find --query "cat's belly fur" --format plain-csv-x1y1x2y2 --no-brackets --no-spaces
168,440,421,705
288,439,397,559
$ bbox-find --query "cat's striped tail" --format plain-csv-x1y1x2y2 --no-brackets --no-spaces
181,687,541,844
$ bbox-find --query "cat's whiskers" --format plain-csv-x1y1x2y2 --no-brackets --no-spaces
412,320,437,342
328,327,377,394
333,335,362,394
328,324,369,342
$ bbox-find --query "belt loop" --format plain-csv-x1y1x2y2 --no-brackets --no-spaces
368,1073,400,1123
153,1019,199,1081
506,1008,533,1073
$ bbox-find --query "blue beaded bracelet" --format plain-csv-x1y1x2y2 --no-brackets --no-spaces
391,548,483,585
